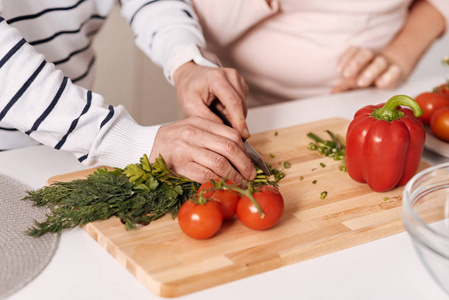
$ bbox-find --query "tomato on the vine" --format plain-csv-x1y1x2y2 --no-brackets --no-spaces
415,92,449,124
236,185,284,231
435,82,449,98
197,179,240,220
430,106,449,142
177,199,223,239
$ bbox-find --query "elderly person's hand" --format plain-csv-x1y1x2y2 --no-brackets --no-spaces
332,46,411,93
173,62,250,139
149,116,256,183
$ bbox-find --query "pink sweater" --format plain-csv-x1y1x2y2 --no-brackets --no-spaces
192,0,449,107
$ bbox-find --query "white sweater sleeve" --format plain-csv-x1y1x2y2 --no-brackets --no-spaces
0,17,160,168
119,0,215,84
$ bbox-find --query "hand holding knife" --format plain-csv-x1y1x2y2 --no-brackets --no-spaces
194,47,269,175
210,100,271,175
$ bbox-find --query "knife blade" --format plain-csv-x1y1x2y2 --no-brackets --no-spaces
210,100,271,175
243,139,271,175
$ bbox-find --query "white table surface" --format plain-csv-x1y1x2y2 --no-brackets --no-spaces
3,75,449,300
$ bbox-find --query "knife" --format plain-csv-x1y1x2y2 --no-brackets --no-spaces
210,100,271,175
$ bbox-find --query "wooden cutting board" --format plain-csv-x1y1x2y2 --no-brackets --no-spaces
48,118,432,298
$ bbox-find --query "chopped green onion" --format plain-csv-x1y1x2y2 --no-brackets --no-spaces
307,130,347,172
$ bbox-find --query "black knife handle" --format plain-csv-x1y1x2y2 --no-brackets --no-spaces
210,99,233,128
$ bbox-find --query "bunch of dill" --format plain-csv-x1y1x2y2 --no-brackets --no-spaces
24,154,199,237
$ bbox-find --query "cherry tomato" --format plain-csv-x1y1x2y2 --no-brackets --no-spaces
415,92,449,124
178,199,223,239
236,185,284,231
430,107,449,142
436,82,449,98
197,179,240,220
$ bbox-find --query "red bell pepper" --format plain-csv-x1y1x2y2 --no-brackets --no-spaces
345,95,425,192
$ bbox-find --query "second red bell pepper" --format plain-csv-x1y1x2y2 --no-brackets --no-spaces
345,95,425,192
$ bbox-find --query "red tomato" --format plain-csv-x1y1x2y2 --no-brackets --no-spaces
178,199,223,239
197,179,240,220
236,185,284,231
436,82,449,98
415,92,449,124
430,107,449,142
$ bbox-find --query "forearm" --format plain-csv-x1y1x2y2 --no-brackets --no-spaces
0,18,158,168
382,0,446,77
120,0,206,83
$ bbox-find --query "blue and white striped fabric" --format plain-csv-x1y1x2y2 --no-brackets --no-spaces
0,0,203,168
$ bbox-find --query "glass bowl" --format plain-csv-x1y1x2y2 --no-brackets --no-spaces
402,163,449,295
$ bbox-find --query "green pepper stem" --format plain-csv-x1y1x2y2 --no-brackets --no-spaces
371,94,423,122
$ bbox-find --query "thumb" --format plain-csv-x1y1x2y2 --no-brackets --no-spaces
332,77,359,94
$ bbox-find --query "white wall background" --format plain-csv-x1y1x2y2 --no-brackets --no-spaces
92,4,448,126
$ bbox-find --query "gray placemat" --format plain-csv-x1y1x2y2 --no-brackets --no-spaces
0,174,60,299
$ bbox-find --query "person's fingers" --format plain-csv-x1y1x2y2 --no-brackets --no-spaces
336,46,359,73
213,99,226,113
207,141,255,181
209,70,250,139
336,47,408,92
174,63,250,139
150,118,256,181
183,98,224,125
172,161,220,184
341,48,375,78
356,55,388,87
186,125,255,180
225,68,249,116
189,117,247,153
215,97,249,139
375,64,402,89
187,148,246,183
331,77,359,94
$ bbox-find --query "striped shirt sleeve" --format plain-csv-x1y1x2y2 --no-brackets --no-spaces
0,17,160,168
119,0,208,84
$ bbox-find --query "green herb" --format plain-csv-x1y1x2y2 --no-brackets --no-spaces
311,168,317,171
312,180,317,184
299,176,304,181
320,191,328,199
253,163,285,188
274,131,278,136
24,155,200,237
24,153,288,237
284,161,291,169
320,162,326,168
269,153,275,158
443,56,449,66
383,197,389,201
307,130,346,172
